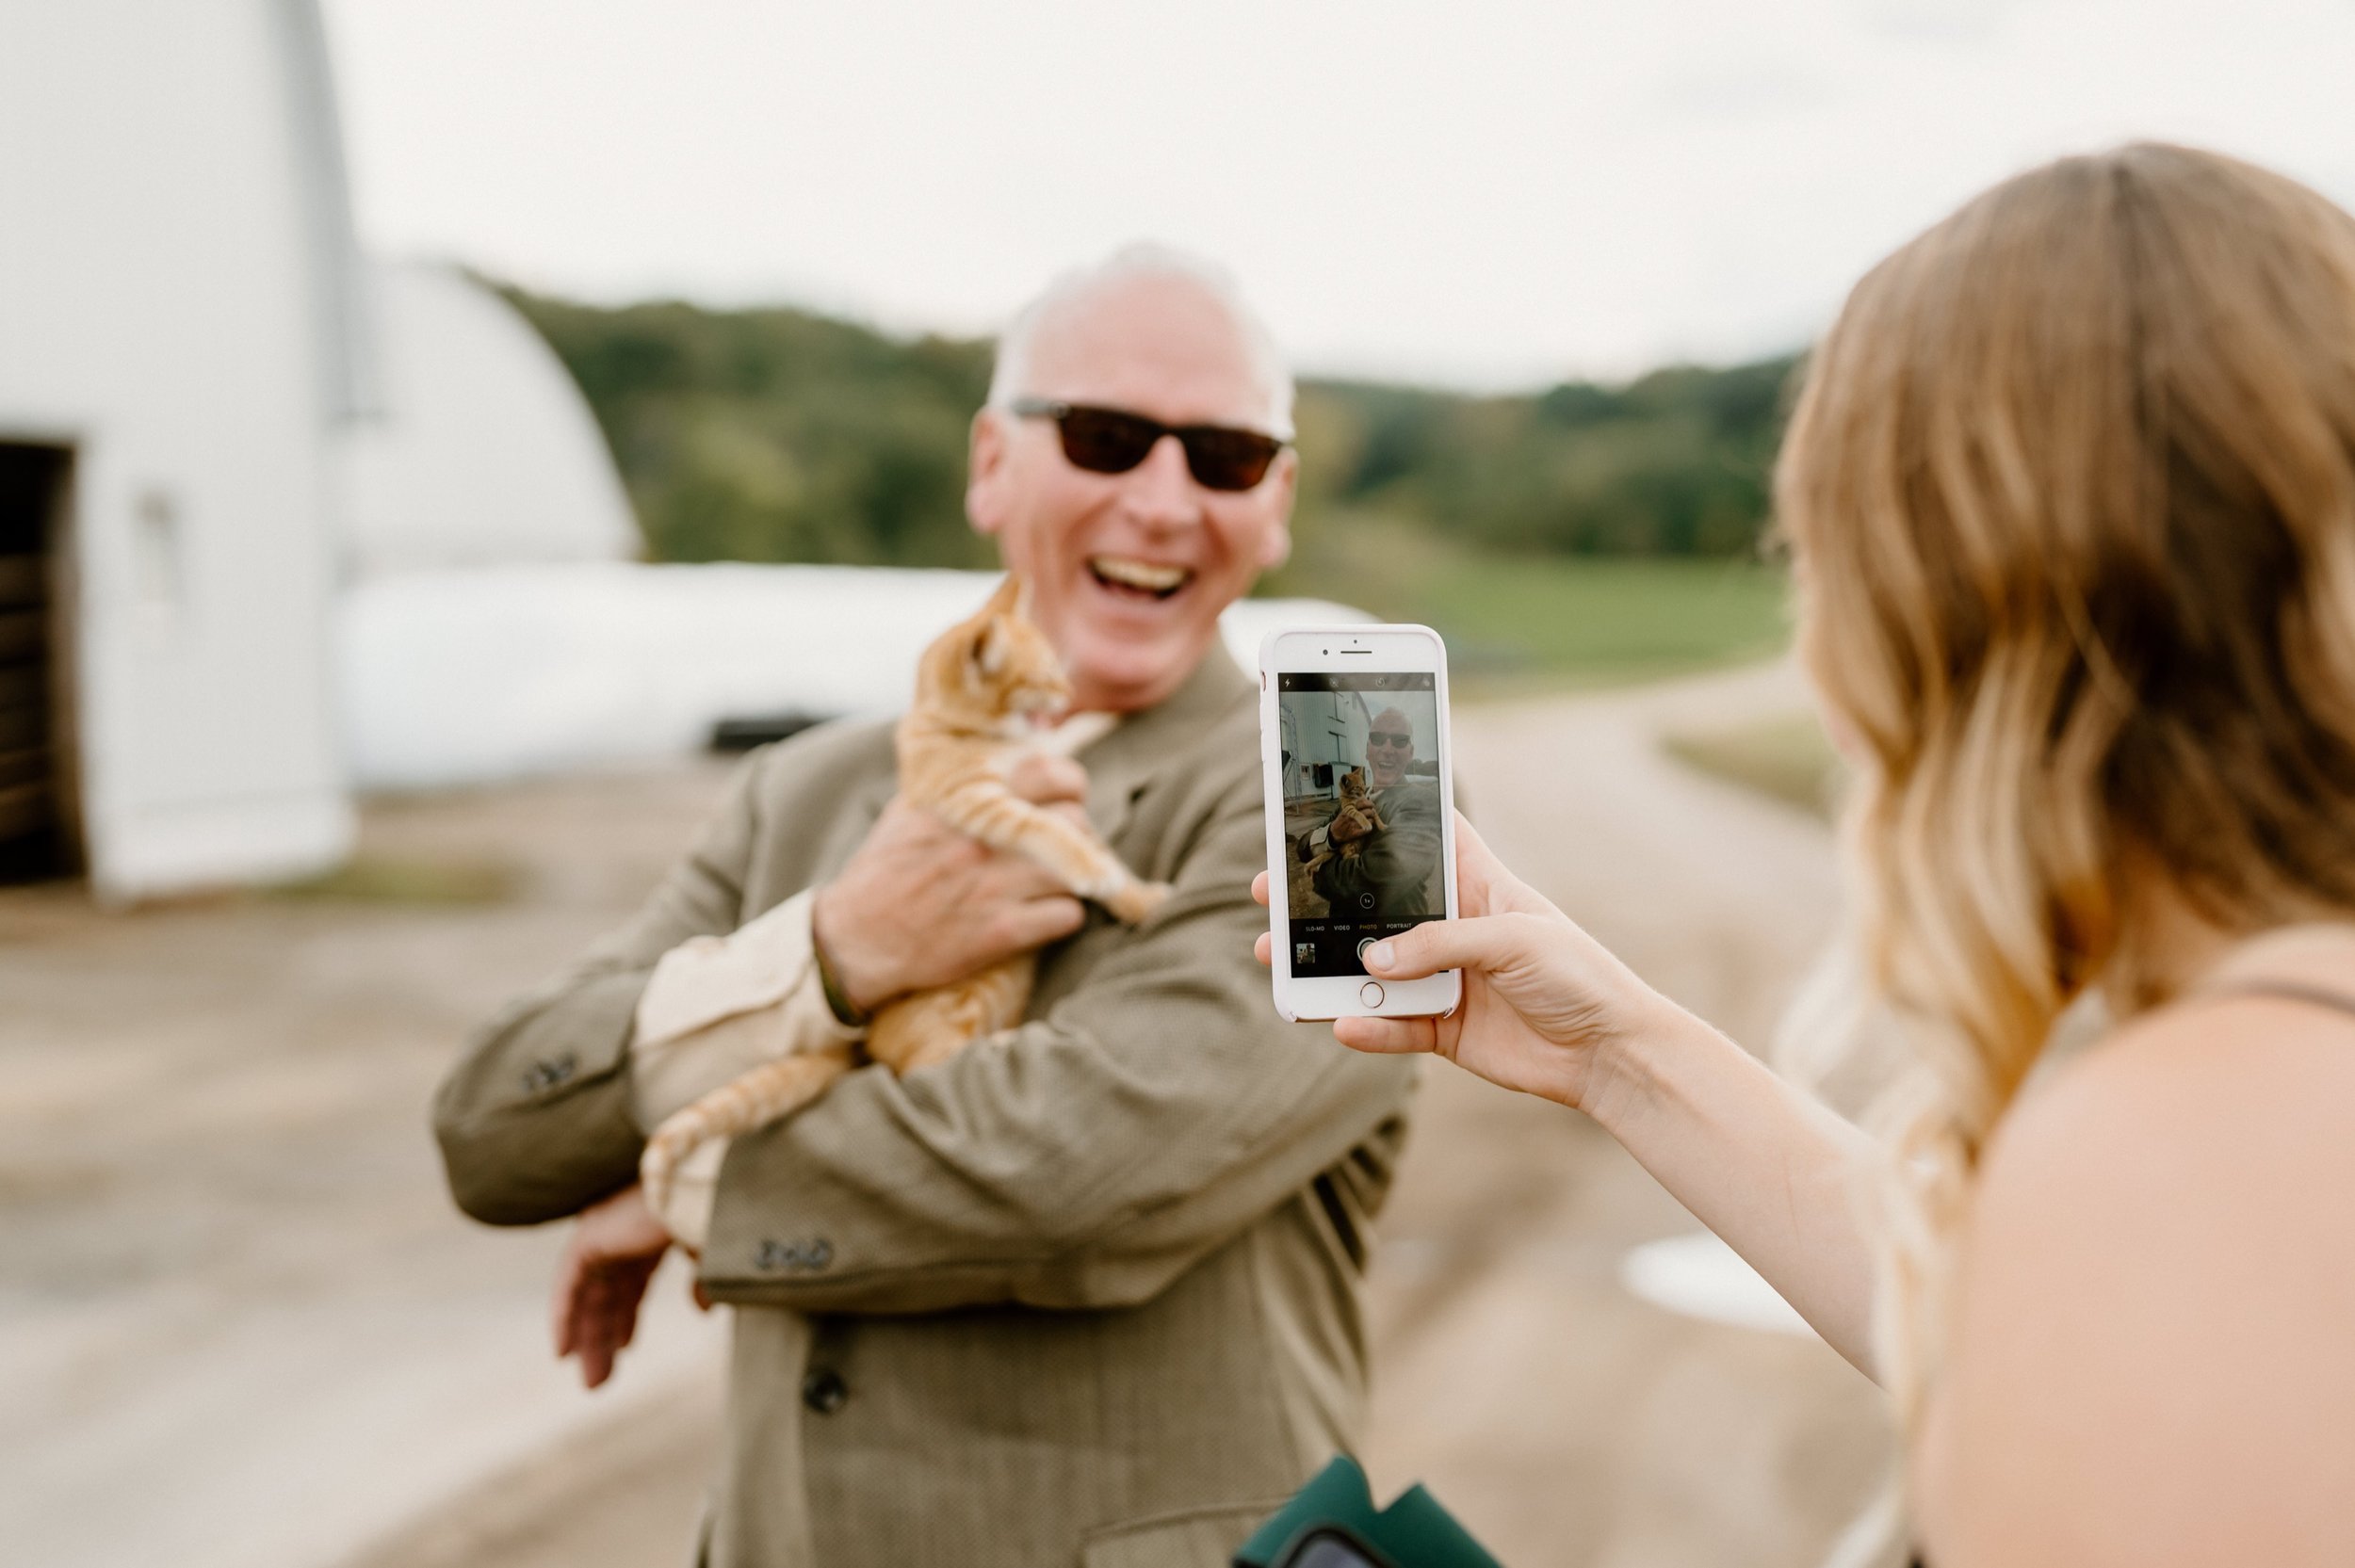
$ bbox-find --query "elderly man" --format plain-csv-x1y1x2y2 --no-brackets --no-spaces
431,246,1417,1568
1312,706,1442,919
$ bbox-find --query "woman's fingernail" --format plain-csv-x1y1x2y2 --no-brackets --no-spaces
1367,942,1394,970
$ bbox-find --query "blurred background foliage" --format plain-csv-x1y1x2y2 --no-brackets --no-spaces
506,283,1801,687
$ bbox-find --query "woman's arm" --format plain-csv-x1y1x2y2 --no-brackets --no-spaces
1583,996,1879,1374
1259,814,1881,1375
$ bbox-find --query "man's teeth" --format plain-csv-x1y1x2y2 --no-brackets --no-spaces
1088,556,1192,596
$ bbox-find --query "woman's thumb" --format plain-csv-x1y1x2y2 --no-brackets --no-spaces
1363,916,1511,981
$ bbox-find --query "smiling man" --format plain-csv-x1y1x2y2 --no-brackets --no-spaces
432,246,1418,1568
1314,704,1443,919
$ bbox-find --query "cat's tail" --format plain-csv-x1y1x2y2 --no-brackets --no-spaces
640,1043,857,1218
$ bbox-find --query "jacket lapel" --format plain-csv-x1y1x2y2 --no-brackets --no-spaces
1074,645,1253,853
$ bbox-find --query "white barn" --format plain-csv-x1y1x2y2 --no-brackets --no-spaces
0,4,646,900
0,1,1374,891
346,259,639,577
1279,688,1373,806
0,1,366,898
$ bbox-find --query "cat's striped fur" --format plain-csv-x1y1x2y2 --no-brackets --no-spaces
639,575,1168,1220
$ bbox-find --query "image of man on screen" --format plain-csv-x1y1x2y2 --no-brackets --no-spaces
1311,705,1441,918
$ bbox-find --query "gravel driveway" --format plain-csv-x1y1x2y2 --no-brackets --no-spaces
1,662,1895,1568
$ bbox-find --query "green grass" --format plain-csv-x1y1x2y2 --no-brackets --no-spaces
266,854,522,906
1661,712,1843,819
1414,554,1793,691
1270,522,1793,693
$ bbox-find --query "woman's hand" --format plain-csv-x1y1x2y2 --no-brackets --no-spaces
1254,814,1680,1113
1259,812,1882,1370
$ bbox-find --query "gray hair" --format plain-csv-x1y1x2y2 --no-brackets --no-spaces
986,242,1296,439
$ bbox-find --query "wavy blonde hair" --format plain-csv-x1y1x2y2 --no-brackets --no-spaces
1777,144,2355,1431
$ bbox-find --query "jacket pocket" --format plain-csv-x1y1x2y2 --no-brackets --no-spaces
1080,1500,1291,1568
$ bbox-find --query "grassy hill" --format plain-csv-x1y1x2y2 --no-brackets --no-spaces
503,284,1802,685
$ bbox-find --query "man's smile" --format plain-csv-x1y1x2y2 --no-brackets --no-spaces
1085,554,1194,602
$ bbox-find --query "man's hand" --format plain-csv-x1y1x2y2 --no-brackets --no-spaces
552,1183,676,1390
812,753,1094,1015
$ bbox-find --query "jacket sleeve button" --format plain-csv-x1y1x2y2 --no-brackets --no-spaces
801,1367,849,1414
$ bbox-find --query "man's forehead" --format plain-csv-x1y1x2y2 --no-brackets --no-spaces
1021,275,1271,427
1371,707,1413,731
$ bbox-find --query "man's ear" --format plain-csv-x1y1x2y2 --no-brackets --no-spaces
967,408,1011,538
1257,448,1299,570
1259,520,1294,572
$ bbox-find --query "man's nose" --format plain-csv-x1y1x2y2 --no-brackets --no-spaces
1118,434,1204,530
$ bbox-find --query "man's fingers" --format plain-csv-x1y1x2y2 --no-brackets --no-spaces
610,1275,644,1351
1333,1015,1438,1054
1251,870,1271,909
575,1276,633,1390
1362,914,1521,982
1004,752,1088,805
971,850,1080,905
551,1243,584,1356
992,895,1087,952
1254,930,1272,967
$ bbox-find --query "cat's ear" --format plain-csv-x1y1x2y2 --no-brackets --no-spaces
972,617,1009,679
985,574,1024,615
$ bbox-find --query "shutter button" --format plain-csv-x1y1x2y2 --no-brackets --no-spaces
802,1367,848,1414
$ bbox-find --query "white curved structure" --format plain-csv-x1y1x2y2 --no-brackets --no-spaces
0,1,363,898
342,562,1368,790
346,261,638,577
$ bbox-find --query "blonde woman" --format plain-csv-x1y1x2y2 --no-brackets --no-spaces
1259,144,2355,1563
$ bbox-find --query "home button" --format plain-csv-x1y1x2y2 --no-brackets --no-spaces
1359,981,1385,1008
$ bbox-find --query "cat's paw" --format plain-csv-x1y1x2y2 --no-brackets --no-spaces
1106,880,1174,926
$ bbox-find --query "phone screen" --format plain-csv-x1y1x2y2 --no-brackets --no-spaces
1275,671,1445,978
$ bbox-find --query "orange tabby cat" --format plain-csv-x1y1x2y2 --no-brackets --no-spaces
639,575,1167,1219
1300,767,1385,880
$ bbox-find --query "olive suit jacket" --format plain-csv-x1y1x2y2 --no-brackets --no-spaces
431,650,1420,1568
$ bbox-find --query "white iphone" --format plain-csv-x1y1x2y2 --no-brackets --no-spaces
1259,623,1462,1022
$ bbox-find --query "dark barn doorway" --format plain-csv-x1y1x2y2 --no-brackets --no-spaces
0,442,81,883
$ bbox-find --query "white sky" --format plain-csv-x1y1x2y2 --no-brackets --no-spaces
320,0,2355,389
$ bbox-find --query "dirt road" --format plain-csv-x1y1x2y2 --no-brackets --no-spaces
2,663,1892,1568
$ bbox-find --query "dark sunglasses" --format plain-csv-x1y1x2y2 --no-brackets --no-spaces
1367,730,1413,749
1010,397,1288,493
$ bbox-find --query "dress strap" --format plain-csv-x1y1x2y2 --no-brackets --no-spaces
2194,978,2355,1021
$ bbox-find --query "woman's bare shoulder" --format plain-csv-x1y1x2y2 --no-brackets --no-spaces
1987,971,2355,1205
1928,982,2355,1563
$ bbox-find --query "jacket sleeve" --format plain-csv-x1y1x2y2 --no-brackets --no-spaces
697,781,1421,1314
430,758,761,1226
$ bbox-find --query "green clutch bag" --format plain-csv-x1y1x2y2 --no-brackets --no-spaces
1233,1455,1504,1568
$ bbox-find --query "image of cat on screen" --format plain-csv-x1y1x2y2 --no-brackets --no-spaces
1278,680,1443,927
